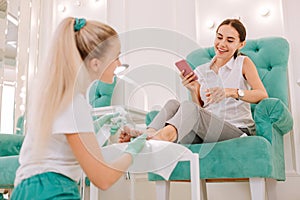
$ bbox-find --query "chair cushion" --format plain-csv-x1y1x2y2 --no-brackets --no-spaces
148,135,286,181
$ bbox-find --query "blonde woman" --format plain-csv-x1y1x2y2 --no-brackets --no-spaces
11,17,146,200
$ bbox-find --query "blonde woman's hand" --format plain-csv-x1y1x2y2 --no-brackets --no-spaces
124,134,147,159
118,126,143,143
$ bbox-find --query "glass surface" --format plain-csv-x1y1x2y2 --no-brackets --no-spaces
0,0,21,134
0,83,15,133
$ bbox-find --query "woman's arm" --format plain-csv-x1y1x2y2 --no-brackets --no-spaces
189,83,203,106
66,133,132,190
225,57,268,103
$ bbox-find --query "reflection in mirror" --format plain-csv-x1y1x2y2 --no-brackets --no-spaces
0,0,8,133
0,0,21,134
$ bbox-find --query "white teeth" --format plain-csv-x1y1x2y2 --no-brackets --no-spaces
218,48,227,52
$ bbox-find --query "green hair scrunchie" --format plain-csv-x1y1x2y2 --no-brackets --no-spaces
74,18,86,32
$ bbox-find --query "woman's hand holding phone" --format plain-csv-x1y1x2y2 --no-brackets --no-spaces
180,70,199,92
175,60,198,80
175,59,199,92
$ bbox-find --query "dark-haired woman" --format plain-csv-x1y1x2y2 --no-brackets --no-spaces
119,19,268,144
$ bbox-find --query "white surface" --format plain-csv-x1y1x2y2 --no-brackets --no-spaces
90,140,201,200
281,0,300,175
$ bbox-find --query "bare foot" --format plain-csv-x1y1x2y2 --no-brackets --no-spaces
118,126,177,143
118,126,144,143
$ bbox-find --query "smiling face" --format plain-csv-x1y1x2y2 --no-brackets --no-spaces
214,24,245,64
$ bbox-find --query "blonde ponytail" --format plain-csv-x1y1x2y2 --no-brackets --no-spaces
28,17,117,157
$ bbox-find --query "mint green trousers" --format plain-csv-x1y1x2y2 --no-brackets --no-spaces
11,172,80,200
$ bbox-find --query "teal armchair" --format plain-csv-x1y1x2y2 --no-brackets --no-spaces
147,37,293,200
88,78,116,108
0,115,25,199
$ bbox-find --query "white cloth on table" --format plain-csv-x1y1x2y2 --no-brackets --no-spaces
101,140,194,180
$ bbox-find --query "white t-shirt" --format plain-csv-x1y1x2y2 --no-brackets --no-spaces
14,94,94,186
194,56,254,128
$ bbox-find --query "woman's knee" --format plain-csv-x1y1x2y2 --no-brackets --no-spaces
180,101,199,116
164,99,180,111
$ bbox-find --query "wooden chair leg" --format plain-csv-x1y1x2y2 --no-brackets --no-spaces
200,179,208,200
156,181,170,200
249,178,266,200
266,178,277,200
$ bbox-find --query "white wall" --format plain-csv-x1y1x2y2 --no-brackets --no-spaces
281,0,300,175
108,0,199,111
195,0,284,46
35,0,300,199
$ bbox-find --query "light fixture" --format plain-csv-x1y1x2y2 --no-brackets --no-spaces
19,92,26,99
58,4,66,12
74,0,82,7
206,20,215,29
7,13,18,26
19,104,25,111
297,79,300,87
114,64,129,75
21,75,26,81
259,7,270,17
7,41,17,48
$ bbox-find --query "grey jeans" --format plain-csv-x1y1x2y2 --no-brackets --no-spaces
147,99,245,144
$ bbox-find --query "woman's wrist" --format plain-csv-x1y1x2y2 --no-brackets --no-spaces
226,88,239,99
234,88,239,99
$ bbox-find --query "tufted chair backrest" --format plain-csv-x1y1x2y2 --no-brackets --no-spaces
88,78,117,108
186,37,290,108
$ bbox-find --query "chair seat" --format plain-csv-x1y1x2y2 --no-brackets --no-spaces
0,156,20,189
149,135,284,181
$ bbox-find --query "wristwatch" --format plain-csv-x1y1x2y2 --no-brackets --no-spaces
237,89,245,100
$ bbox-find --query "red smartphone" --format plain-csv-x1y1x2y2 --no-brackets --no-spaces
175,59,198,81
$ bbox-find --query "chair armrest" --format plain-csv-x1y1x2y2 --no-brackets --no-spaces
254,98,293,142
0,134,24,156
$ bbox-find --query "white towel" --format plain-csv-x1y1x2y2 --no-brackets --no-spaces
101,140,195,180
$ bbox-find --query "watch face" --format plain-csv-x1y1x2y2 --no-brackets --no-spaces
238,89,245,97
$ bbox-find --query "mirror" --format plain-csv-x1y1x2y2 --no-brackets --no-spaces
0,0,21,134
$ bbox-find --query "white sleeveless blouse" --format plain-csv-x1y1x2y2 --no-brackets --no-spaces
194,56,254,128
